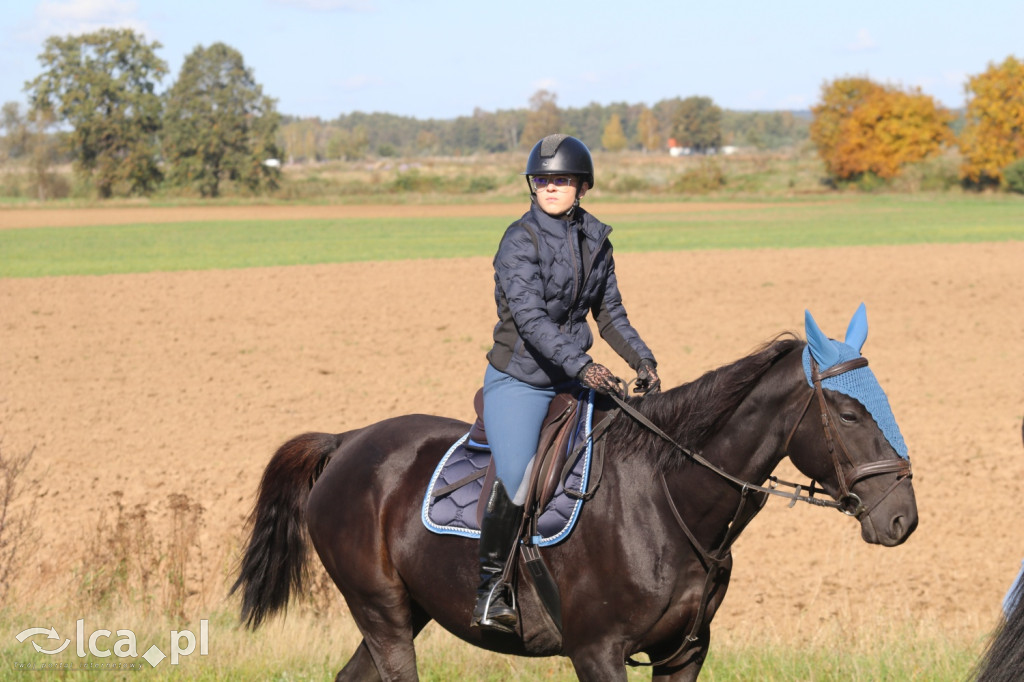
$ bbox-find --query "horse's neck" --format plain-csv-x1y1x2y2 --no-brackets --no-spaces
700,350,805,484
657,350,805,548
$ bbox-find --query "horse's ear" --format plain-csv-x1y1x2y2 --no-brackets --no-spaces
805,309,840,369
844,302,868,353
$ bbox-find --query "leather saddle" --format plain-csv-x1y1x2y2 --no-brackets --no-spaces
467,388,585,525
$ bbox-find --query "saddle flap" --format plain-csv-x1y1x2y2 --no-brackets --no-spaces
468,388,487,449
534,394,580,509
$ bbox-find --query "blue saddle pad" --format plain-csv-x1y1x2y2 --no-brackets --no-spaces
421,392,595,546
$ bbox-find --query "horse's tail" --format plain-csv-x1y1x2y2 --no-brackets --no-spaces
230,431,340,629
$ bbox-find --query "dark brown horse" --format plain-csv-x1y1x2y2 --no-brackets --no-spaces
233,308,918,681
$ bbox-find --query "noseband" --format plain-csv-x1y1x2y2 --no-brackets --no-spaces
781,356,913,518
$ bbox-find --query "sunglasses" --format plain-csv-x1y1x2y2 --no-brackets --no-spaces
531,175,576,188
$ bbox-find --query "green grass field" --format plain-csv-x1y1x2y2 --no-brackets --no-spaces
2,195,1023,278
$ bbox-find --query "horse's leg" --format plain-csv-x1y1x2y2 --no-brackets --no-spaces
568,644,630,682
651,660,705,682
332,591,421,681
333,592,434,681
336,640,380,682
336,607,432,681
650,629,711,682
305,416,466,680
568,633,710,682
312,517,420,679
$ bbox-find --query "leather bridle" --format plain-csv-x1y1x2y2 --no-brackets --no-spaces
780,356,913,519
609,352,912,518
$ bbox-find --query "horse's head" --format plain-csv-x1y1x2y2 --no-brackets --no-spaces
784,304,918,547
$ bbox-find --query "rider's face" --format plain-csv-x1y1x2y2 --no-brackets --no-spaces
533,175,588,216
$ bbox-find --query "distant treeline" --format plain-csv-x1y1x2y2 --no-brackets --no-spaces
8,22,1002,202
277,98,812,163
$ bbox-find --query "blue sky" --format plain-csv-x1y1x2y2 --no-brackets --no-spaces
1,0,1021,120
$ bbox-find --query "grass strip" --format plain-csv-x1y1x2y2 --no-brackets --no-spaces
0,610,985,681
2,197,1023,278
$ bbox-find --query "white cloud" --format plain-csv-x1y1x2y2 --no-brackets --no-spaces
30,0,149,40
847,28,876,52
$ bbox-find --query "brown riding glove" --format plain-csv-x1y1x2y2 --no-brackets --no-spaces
577,362,623,396
634,359,661,395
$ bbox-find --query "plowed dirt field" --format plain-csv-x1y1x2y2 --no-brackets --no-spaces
2,204,1022,649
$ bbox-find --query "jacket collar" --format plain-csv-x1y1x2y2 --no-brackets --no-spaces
528,203,610,244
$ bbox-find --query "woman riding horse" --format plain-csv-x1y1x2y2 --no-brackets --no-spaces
476,134,661,632
232,304,919,681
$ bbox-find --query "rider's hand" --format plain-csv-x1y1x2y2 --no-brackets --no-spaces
634,359,661,395
577,362,622,396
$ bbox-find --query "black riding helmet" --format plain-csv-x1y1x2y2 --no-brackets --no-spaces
523,134,595,189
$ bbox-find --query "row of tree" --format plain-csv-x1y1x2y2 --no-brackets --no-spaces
14,28,280,198
277,93,810,163
2,27,812,199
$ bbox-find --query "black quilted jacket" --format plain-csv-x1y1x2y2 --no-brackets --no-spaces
486,202,656,387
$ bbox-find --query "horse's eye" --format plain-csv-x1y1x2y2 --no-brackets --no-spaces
839,412,858,424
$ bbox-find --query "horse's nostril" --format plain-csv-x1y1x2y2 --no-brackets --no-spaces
890,515,905,539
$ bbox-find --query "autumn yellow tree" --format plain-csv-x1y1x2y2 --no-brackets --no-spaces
810,77,882,175
810,77,952,181
959,56,1024,186
636,106,661,152
521,90,561,148
833,87,953,179
601,114,628,151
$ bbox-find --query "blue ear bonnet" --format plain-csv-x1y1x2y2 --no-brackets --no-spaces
803,306,909,460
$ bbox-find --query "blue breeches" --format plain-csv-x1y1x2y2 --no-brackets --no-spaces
482,365,556,504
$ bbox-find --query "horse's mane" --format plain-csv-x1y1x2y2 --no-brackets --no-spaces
613,334,803,471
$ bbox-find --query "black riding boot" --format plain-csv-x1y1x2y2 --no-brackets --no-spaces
470,479,522,634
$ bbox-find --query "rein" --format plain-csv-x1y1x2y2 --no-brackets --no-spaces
613,354,912,668
607,395,840,513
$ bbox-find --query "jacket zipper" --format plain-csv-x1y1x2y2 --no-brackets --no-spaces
565,223,584,337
